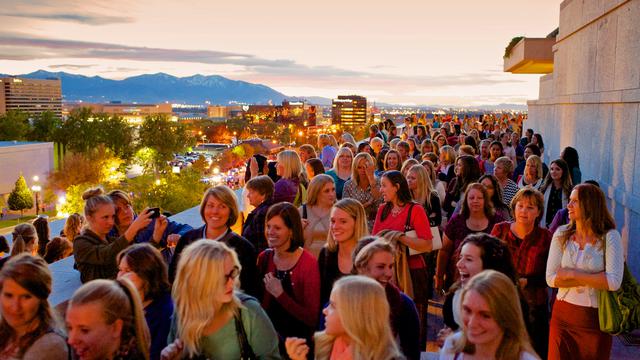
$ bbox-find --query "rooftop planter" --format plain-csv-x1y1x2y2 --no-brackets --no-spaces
503,37,555,74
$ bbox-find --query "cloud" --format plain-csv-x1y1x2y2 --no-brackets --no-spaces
48,64,96,70
0,32,525,90
0,11,134,25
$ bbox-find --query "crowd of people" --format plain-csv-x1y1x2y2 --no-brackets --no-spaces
0,113,626,360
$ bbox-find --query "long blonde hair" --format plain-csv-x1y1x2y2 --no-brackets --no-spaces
408,164,436,212
69,278,150,360
314,276,403,360
450,270,536,360
332,146,353,173
172,240,241,357
277,150,303,180
326,198,369,252
306,174,335,207
351,153,375,187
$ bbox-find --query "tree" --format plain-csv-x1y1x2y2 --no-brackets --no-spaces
47,145,125,193
191,154,209,174
29,111,61,142
59,107,98,154
7,175,34,218
139,114,195,171
56,183,88,217
94,114,136,161
0,110,30,140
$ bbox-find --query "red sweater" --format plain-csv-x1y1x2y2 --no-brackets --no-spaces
257,249,321,329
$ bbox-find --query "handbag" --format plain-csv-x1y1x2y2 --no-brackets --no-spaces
430,220,443,251
598,234,640,334
405,203,442,254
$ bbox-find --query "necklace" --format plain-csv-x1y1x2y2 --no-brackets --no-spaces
391,205,404,217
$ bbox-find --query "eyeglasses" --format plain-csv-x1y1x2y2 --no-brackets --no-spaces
225,266,240,282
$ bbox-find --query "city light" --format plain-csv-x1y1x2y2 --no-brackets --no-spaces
33,175,39,182
155,179,161,186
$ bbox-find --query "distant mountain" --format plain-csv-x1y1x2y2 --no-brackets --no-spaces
2,70,288,104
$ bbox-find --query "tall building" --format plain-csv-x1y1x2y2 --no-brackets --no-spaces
0,77,62,118
63,102,173,124
331,95,367,127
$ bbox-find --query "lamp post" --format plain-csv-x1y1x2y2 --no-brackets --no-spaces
31,184,42,216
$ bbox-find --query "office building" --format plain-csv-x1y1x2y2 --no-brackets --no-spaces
331,95,367,127
0,77,62,118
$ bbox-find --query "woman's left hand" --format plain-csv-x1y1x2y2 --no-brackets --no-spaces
152,215,169,243
556,267,576,281
264,272,284,297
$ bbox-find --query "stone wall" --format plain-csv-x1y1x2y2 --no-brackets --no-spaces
526,0,640,277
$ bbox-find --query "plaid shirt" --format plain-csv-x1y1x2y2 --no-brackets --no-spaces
491,222,552,306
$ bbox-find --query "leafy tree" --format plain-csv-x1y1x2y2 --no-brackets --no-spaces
7,174,34,218
139,114,195,171
0,110,30,140
56,183,89,217
94,114,137,161
59,107,98,154
191,155,209,174
29,111,61,142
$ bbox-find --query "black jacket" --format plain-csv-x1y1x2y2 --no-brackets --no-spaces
169,226,259,297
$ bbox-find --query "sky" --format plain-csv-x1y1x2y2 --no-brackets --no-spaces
0,0,561,106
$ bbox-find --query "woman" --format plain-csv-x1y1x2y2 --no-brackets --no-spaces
300,174,336,258
63,213,84,242
384,149,402,173
539,159,573,228
440,270,539,360
375,148,390,176
117,244,173,360
437,145,456,184
340,133,357,146
342,153,382,230
518,155,544,190
479,174,511,220
169,186,259,297
0,254,68,359
0,223,38,270
435,134,448,149
406,138,420,159
372,170,433,347
494,156,519,206
242,175,275,254
305,158,325,180
483,141,504,176
318,134,337,170
532,133,545,154
286,276,404,360
439,234,516,335
325,147,353,200
491,188,552,358
43,236,73,263
74,187,153,283
420,139,439,157
274,150,306,205
546,184,624,360
407,164,442,229
259,202,321,343
400,158,419,178
162,241,279,359
353,238,421,360
319,198,369,304
356,141,372,156
436,183,503,292
443,155,482,218
32,216,50,257
561,146,581,185
66,278,150,360
422,160,447,209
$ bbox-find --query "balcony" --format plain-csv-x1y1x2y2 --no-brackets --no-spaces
503,37,555,74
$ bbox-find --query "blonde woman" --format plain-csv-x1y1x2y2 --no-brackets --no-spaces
66,278,150,360
318,134,337,169
518,155,544,190
342,153,382,229
162,240,279,359
63,213,84,242
318,198,369,303
422,160,447,209
325,147,353,200
286,276,404,360
400,158,419,178
420,138,439,157
440,270,538,360
407,164,442,229
300,174,336,258
340,132,357,146
438,145,457,184
274,150,306,205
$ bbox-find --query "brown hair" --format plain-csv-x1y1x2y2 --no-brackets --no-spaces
460,183,495,219
510,187,545,225
10,223,37,256
0,254,56,357
265,202,305,252
558,184,615,250
82,187,113,218
246,175,275,201
199,186,239,228
43,236,73,263
68,279,150,359
117,244,171,301
63,213,84,242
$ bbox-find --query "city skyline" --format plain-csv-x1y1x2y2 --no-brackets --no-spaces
0,0,560,106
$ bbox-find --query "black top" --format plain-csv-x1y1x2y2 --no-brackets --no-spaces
318,247,350,304
241,199,273,254
169,226,259,297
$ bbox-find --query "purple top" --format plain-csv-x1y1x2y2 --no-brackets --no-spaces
320,145,337,169
274,177,300,204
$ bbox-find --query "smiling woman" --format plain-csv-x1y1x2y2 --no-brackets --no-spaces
0,254,68,360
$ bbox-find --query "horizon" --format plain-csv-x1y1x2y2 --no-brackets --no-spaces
0,0,560,106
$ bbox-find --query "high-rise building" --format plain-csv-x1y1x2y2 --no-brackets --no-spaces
331,95,367,127
0,77,62,118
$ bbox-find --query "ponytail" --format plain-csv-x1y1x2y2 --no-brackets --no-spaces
10,235,25,256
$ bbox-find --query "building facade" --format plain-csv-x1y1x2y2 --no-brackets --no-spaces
331,95,367,128
63,102,174,124
508,0,640,277
0,77,62,118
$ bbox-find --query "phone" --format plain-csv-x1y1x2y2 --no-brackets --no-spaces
147,207,160,219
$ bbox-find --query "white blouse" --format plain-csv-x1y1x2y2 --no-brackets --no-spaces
546,226,624,308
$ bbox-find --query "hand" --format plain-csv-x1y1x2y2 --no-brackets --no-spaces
365,161,375,180
518,277,528,289
160,339,183,360
556,268,576,281
152,215,169,243
263,272,284,297
436,327,453,348
167,234,180,248
285,337,309,360
301,219,309,229
250,156,259,177
434,276,444,295
124,207,154,242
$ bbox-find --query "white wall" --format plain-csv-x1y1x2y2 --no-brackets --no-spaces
527,0,640,276
0,142,54,195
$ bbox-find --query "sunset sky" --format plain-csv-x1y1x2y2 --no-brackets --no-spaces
0,0,561,106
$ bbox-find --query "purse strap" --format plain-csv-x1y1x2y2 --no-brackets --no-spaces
404,203,415,232
234,309,257,360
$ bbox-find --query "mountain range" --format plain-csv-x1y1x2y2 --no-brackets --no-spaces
0,70,527,110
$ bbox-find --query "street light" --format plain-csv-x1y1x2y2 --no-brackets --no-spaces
31,184,42,215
